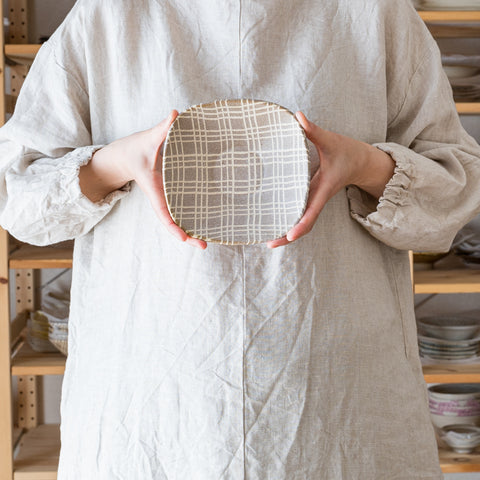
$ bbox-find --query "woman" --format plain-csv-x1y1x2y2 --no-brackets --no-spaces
1,0,479,478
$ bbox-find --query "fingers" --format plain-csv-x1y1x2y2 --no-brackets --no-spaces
143,170,208,250
267,164,331,248
268,111,336,249
143,110,207,250
186,236,208,250
266,236,290,249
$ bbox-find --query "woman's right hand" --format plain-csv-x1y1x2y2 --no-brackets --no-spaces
79,110,207,249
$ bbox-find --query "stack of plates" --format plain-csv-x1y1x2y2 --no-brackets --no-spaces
450,74,480,102
418,333,480,360
416,0,480,9
440,54,480,102
417,315,480,360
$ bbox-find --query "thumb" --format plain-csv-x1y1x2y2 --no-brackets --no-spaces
151,109,179,150
285,168,330,242
295,111,328,145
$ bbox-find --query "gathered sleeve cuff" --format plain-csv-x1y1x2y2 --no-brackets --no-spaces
0,141,131,246
347,140,480,253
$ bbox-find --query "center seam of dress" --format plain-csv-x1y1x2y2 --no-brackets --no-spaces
238,0,243,98
241,245,246,480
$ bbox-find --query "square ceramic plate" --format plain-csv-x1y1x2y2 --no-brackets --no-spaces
162,99,310,245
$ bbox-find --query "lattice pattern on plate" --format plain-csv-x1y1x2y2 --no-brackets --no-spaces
163,99,310,245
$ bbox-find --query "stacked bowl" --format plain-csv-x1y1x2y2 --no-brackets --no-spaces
428,384,480,429
417,316,480,361
439,424,480,454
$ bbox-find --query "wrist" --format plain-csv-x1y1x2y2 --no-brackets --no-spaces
79,144,131,202
353,143,395,199
92,143,133,188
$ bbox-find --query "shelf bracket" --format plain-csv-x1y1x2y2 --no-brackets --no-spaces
17,375,38,429
15,269,38,429
7,0,29,105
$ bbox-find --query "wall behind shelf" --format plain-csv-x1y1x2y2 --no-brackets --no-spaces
3,0,76,43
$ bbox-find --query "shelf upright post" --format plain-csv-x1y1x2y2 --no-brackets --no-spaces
0,231,13,479
0,0,14,476
7,0,28,102
3,2,31,478
15,269,38,430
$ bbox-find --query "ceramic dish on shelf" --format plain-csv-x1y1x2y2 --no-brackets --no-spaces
442,54,480,68
449,74,480,102
421,353,480,365
162,99,310,245
443,65,480,79
453,214,480,266
417,316,480,341
440,424,480,453
26,311,59,353
47,317,68,356
417,330,480,360
428,384,480,428
456,251,480,269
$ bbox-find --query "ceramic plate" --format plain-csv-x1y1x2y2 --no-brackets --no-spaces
162,99,310,245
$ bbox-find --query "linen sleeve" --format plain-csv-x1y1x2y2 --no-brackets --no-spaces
0,40,129,246
346,37,480,253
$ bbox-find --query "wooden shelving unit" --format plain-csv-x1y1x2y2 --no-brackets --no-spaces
423,363,480,384
414,2,480,459
12,343,65,376
4,45,40,66
9,244,73,270
13,424,60,480
438,448,480,473
418,10,480,22
414,268,480,294
457,103,480,115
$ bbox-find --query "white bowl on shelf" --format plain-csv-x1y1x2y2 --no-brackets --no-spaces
417,316,480,341
428,384,480,429
443,65,480,79
440,424,480,453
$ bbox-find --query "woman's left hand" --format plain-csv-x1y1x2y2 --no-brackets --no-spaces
267,111,395,248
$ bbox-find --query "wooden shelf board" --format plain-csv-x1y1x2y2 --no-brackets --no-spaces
418,10,480,22
414,269,480,294
423,362,480,383
9,244,73,270
439,447,480,473
13,424,59,480
12,343,65,376
5,44,41,65
456,103,480,115
428,24,480,37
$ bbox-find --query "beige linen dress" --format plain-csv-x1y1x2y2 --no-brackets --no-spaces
1,0,480,478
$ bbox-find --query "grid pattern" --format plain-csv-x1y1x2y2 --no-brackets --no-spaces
163,99,310,245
